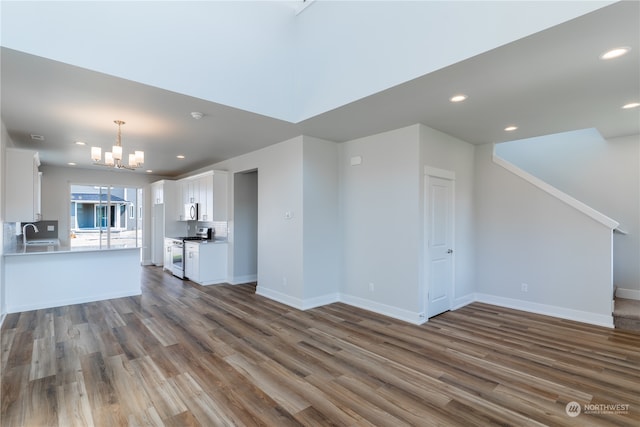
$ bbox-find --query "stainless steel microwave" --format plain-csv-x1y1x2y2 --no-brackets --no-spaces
184,203,198,221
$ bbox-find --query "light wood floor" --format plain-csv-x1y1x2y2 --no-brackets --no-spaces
2,267,639,426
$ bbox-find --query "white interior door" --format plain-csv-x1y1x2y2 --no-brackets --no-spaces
426,175,454,318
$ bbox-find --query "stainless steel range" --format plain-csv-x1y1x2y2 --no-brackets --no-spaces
169,227,212,279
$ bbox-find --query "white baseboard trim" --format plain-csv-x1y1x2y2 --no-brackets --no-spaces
615,288,640,300
475,293,614,328
141,259,153,266
198,279,227,286
340,293,425,325
7,289,142,314
250,286,616,329
301,293,340,310
256,286,339,310
452,293,475,311
229,274,258,285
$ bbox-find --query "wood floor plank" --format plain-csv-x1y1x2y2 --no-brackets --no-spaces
0,365,30,426
29,336,56,381
169,372,242,426
2,266,640,426
24,374,58,426
55,371,95,427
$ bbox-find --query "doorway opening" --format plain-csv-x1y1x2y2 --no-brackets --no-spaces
233,169,258,284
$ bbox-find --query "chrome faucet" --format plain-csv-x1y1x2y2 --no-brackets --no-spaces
22,223,39,246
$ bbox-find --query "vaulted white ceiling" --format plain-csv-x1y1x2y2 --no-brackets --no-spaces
1,1,637,176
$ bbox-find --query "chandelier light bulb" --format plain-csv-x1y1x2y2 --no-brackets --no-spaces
91,146,102,162
105,152,114,166
135,150,144,165
112,144,123,161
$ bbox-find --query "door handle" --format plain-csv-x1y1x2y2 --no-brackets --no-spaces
447,249,453,254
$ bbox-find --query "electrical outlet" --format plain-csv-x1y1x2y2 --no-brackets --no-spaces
368,282,374,292
521,283,528,292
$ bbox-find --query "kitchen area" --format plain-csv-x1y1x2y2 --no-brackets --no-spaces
1,144,231,316
150,170,230,286
1,147,143,313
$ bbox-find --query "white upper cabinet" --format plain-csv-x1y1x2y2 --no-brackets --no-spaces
151,181,164,205
177,170,228,222
5,148,41,222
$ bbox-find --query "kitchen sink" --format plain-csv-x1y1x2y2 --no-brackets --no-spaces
25,239,60,246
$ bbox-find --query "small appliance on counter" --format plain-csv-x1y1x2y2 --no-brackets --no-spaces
185,227,213,241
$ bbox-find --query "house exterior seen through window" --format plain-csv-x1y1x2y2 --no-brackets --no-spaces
70,184,142,250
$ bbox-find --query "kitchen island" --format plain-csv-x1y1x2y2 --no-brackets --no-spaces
3,246,141,313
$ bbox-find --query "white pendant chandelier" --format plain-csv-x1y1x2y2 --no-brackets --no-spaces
91,120,144,170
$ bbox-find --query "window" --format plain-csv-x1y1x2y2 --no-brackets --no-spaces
70,184,143,250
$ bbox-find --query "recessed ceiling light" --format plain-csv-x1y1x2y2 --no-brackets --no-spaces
450,94,467,103
177,155,185,159
622,102,640,109
68,162,76,166
146,170,153,173
504,125,518,132
30,134,45,141
600,47,630,60
75,141,86,146
190,112,204,120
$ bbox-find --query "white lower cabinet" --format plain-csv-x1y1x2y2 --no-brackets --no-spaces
184,242,228,285
163,239,173,271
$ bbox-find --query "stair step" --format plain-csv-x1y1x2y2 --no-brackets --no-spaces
613,298,640,332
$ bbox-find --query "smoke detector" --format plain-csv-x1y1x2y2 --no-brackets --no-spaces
190,112,204,120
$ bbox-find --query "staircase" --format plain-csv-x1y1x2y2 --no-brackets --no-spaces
613,297,640,332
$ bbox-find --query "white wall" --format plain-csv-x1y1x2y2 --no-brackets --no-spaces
419,125,476,305
495,129,640,293
211,136,306,304
39,165,157,258
302,137,340,302
474,143,615,326
210,135,341,309
337,124,477,323
339,125,423,321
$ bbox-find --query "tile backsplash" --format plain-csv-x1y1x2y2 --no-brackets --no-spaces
3,222,17,252
21,220,59,240
195,221,228,239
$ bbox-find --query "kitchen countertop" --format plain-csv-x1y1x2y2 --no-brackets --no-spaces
183,239,228,244
4,243,140,256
